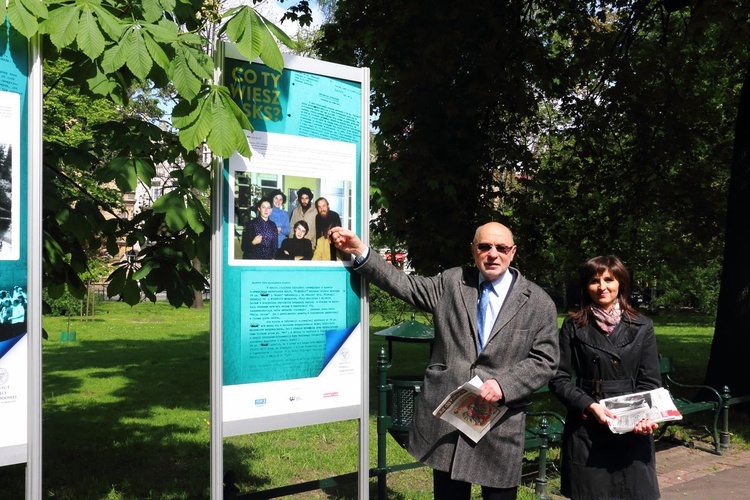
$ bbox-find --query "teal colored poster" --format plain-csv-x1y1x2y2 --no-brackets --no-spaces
221,53,366,432
0,19,29,465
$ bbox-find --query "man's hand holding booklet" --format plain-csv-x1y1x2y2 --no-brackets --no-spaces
599,387,683,434
432,376,508,443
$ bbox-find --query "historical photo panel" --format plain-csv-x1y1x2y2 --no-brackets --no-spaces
228,130,356,266
0,91,20,261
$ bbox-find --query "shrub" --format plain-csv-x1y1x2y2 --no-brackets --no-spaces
369,283,429,326
43,288,82,317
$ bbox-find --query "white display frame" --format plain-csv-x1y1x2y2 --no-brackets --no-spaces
210,44,370,499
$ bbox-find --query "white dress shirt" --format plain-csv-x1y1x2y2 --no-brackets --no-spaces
478,269,514,352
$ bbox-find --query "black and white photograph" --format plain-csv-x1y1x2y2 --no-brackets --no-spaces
0,143,11,255
0,90,20,261
0,283,26,342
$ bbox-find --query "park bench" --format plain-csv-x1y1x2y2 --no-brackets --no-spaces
522,385,566,498
387,378,566,446
382,376,565,499
656,355,730,454
523,355,737,494
374,353,741,500
522,355,735,497
524,384,566,449
525,355,736,473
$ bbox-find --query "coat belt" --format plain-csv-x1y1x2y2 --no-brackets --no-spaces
576,378,635,400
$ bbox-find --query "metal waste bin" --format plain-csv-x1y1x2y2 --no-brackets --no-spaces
387,375,423,447
375,314,434,448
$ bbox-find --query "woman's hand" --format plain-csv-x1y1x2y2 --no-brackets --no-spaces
252,234,263,245
586,402,616,425
633,418,658,435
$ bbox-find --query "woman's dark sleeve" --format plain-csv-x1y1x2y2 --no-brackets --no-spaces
241,223,255,255
548,318,597,414
636,317,662,391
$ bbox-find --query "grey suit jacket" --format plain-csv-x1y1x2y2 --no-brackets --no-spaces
356,254,559,488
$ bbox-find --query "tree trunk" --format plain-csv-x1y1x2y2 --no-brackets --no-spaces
704,64,750,395
191,257,205,309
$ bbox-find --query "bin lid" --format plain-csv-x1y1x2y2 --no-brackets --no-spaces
374,314,434,341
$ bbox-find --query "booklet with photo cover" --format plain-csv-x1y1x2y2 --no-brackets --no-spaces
432,376,508,443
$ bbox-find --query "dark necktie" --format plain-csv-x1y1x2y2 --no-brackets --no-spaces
477,281,493,352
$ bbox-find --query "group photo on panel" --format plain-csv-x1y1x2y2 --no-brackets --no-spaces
0,285,26,342
235,181,348,262
328,222,663,500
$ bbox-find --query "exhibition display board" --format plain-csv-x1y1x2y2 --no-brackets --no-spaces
1,18,42,499
0,19,30,468
210,44,370,497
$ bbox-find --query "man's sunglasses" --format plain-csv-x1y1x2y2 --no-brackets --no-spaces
473,243,515,254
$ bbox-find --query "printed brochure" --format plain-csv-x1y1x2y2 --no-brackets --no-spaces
433,376,508,443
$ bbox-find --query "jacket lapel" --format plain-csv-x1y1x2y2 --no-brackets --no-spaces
460,267,530,352
460,267,481,348
576,324,620,358
485,269,525,344
576,315,646,358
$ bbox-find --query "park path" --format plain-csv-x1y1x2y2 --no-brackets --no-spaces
542,443,750,499
657,443,750,498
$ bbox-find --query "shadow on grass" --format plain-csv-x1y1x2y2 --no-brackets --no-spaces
0,331,276,500
223,475,424,500
0,319,431,499
726,403,750,447
45,335,213,499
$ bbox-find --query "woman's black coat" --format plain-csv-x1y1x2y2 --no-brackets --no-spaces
548,313,662,500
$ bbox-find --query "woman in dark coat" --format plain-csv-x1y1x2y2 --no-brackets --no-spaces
548,255,661,500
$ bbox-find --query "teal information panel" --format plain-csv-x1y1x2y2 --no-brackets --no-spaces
0,19,29,466
221,52,366,434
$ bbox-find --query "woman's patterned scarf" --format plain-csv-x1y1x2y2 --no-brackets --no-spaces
591,301,622,335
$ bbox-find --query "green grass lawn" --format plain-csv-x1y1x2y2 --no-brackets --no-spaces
0,301,741,499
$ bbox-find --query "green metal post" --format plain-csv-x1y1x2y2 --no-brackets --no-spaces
534,417,550,500
721,385,731,452
377,348,391,500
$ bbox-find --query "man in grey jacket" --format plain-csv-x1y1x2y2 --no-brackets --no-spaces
330,222,559,500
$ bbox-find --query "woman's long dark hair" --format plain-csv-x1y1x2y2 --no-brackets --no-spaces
569,255,639,326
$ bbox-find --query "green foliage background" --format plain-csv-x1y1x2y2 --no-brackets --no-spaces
5,0,748,318
4,0,312,307
318,1,747,316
